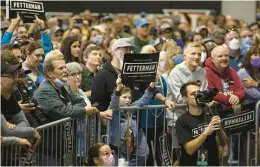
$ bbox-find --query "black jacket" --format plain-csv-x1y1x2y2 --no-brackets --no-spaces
91,61,118,111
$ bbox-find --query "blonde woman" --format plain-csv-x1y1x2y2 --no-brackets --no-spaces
140,45,157,53
158,40,179,75
162,46,183,81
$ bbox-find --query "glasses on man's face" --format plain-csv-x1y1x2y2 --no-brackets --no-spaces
69,72,82,77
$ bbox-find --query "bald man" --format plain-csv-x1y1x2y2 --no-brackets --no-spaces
225,30,245,71
204,45,245,111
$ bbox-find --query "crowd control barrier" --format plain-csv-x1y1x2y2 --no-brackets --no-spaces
105,102,260,166
1,101,259,166
1,114,101,166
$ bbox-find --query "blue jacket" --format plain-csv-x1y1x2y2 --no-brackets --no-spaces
1,31,52,61
109,87,154,149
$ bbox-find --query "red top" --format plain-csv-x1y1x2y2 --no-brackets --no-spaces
204,58,245,110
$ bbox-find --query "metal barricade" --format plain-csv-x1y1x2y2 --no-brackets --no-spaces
1,145,22,166
223,101,260,166
105,104,186,166
105,102,260,167
1,114,101,166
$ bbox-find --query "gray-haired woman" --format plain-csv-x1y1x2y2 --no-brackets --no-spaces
66,62,112,159
66,62,91,105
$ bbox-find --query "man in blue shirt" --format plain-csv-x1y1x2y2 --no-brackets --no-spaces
225,28,244,71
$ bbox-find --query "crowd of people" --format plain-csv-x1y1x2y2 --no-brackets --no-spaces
1,8,260,166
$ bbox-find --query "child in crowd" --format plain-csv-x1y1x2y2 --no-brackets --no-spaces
84,143,115,166
108,74,156,166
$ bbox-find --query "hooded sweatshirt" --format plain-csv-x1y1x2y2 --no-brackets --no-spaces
91,61,118,111
204,58,245,110
166,62,208,127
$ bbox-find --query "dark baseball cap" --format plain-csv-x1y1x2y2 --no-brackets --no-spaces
1,62,31,75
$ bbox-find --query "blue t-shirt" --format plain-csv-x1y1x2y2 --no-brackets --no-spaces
229,54,245,71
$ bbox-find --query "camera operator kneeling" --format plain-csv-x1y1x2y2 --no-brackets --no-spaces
176,82,221,166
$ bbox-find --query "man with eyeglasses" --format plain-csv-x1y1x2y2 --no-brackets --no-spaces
130,18,153,53
2,43,24,63
225,27,245,71
1,56,32,128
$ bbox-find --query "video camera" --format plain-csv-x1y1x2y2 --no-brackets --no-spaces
17,80,48,124
194,88,218,105
194,88,227,147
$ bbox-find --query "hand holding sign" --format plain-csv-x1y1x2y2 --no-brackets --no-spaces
228,94,239,105
11,13,21,25
33,15,45,30
9,0,46,23
7,13,21,33
116,74,123,91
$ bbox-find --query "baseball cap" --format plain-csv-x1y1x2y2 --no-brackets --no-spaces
49,26,64,36
195,25,208,33
112,38,134,50
1,62,31,75
160,23,172,32
136,18,149,27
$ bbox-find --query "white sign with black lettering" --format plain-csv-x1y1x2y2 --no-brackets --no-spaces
9,0,45,23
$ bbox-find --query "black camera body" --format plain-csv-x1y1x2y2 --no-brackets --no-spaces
17,80,48,125
195,88,218,104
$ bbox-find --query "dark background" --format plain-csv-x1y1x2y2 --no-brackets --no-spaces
1,1,221,14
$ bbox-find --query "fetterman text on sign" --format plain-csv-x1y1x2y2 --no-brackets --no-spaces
9,0,45,23
123,62,157,74
122,53,159,87
11,1,44,12
221,102,256,135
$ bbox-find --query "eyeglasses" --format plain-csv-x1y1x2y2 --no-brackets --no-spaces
68,72,82,77
226,27,238,33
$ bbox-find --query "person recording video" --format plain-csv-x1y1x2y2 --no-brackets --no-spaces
176,81,221,166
